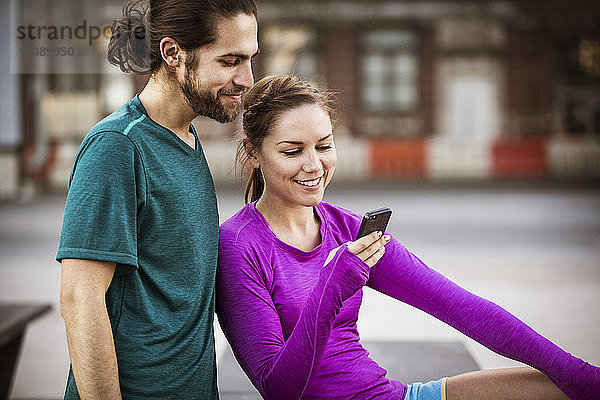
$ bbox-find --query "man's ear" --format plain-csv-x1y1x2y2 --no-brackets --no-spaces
159,37,181,68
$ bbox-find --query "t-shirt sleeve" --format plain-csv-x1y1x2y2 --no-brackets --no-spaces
366,237,600,400
216,234,369,400
56,131,146,275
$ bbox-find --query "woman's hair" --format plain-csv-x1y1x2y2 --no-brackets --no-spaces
239,74,338,204
107,0,257,75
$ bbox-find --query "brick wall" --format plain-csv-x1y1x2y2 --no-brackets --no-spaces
506,27,553,136
323,27,358,135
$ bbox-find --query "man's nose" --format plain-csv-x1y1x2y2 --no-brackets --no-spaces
233,60,254,90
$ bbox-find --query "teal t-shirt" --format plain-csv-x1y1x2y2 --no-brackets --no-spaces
57,96,219,399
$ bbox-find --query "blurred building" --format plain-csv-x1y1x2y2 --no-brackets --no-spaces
254,0,600,181
1,0,600,199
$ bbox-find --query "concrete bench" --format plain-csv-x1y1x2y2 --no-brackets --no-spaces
218,340,480,399
0,303,52,399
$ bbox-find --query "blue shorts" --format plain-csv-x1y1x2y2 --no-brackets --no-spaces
403,377,447,400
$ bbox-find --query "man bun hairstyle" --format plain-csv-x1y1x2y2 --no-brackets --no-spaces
107,0,149,74
108,0,257,75
238,74,338,204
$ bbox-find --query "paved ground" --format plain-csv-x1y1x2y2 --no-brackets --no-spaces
1,180,599,399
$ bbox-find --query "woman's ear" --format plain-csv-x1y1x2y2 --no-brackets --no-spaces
245,143,260,169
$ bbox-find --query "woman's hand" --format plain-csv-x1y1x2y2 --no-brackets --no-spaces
347,231,391,267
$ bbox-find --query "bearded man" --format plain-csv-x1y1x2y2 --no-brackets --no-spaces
57,1,259,399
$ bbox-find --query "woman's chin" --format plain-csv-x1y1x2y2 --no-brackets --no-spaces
299,193,324,207
296,179,330,206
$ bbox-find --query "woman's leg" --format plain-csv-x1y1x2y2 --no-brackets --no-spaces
446,367,569,400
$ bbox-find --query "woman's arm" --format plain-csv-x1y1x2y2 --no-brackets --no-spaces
366,237,599,400
217,241,368,399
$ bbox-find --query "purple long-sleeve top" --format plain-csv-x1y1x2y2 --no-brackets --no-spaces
216,201,599,400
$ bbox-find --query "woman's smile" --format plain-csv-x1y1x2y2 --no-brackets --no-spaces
294,175,324,189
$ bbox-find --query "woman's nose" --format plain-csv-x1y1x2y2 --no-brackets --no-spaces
302,150,321,173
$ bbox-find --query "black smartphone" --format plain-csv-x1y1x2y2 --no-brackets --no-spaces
356,207,392,239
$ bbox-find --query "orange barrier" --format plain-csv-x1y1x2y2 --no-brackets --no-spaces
369,139,426,178
492,137,547,177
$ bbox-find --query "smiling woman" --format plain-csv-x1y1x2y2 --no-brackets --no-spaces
238,75,338,205
216,74,600,400
253,104,335,203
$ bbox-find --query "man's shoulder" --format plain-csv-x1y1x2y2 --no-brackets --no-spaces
68,101,147,186
76,98,147,158
87,97,145,138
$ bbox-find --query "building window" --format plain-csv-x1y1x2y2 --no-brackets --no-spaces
261,25,319,83
555,40,600,136
361,30,419,113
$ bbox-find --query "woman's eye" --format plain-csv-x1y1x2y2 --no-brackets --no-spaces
318,145,333,151
282,150,301,156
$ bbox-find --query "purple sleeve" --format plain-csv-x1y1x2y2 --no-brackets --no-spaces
216,242,369,400
367,237,600,400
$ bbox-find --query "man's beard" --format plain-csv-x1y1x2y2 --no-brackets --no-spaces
180,68,242,124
